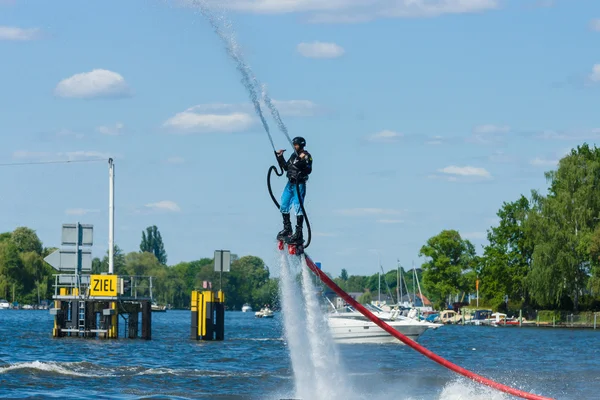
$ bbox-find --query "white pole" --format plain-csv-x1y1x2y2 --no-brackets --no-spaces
108,158,115,274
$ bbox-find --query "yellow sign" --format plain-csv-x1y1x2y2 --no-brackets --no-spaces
90,275,118,296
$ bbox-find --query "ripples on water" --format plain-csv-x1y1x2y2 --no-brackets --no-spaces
1,309,599,399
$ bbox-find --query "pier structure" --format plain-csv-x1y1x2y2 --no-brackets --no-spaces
48,159,153,339
51,272,154,339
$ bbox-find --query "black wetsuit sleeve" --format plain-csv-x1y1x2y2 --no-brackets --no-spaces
296,151,312,175
276,153,288,171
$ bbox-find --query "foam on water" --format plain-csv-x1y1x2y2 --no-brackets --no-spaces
277,252,315,399
299,257,350,400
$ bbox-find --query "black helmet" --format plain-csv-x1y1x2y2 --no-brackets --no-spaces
292,136,306,147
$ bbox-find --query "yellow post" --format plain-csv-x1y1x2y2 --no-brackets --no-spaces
196,292,206,337
191,291,199,339
202,291,214,338
217,290,225,304
109,301,118,338
72,288,79,296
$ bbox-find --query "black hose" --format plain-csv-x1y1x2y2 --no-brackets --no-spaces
267,163,311,249
295,180,311,249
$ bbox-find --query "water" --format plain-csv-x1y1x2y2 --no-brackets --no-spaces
1,306,600,398
277,252,315,398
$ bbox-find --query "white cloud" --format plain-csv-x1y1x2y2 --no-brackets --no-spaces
368,130,403,143
66,208,100,216
536,128,600,141
488,150,516,164
56,129,85,139
0,26,40,41
530,157,559,167
377,219,404,224
164,111,254,134
590,19,600,31
462,231,486,240
164,100,321,134
97,122,124,136
196,0,499,22
438,165,491,178
425,136,443,145
297,41,345,58
336,208,401,216
55,69,131,99
590,64,600,83
270,100,322,116
12,150,110,162
145,200,181,212
165,156,185,164
473,124,510,135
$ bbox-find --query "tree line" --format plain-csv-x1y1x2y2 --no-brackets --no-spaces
419,143,600,312
0,225,279,310
3,144,599,312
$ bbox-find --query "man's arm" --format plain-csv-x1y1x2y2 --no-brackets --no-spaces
276,150,288,171
294,151,312,174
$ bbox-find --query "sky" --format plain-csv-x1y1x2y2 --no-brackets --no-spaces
1,0,599,279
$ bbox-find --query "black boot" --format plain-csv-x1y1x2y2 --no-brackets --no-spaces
288,215,304,244
277,213,292,240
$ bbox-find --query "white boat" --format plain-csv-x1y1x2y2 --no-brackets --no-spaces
0,300,10,310
255,307,274,318
241,303,252,312
327,304,441,344
151,302,167,312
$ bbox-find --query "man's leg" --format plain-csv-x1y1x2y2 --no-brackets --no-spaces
277,182,293,239
289,183,306,244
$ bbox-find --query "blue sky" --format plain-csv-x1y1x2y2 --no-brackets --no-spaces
1,0,599,278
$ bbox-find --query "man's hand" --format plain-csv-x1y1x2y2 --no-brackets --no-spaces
299,153,306,159
276,149,286,156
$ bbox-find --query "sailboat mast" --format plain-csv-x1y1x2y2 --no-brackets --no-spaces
397,260,401,305
412,260,416,307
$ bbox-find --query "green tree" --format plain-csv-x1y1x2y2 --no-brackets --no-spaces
358,290,372,304
419,230,477,308
527,144,600,310
140,225,167,265
480,195,533,309
11,227,43,255
340,269,348,281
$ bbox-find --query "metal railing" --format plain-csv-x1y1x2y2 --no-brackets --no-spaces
52,274,154,300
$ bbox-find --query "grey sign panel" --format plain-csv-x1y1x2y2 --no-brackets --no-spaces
214,250,231,272
44,249,92,271
61,223,93,246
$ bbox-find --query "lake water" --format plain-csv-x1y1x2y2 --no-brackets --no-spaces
0,309,598,399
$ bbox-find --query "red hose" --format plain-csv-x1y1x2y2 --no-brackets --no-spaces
302,254,553,400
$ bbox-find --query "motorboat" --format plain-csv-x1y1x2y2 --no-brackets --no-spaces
241,303,252,313
464,309,493,325
255,307,274,318
327,304,441,344
0,299,9,310
151,302,167,312
439,309,462,324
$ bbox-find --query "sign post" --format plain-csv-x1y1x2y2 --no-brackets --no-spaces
214,250,231,291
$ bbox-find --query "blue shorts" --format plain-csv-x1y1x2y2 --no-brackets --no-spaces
280,181,306,215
